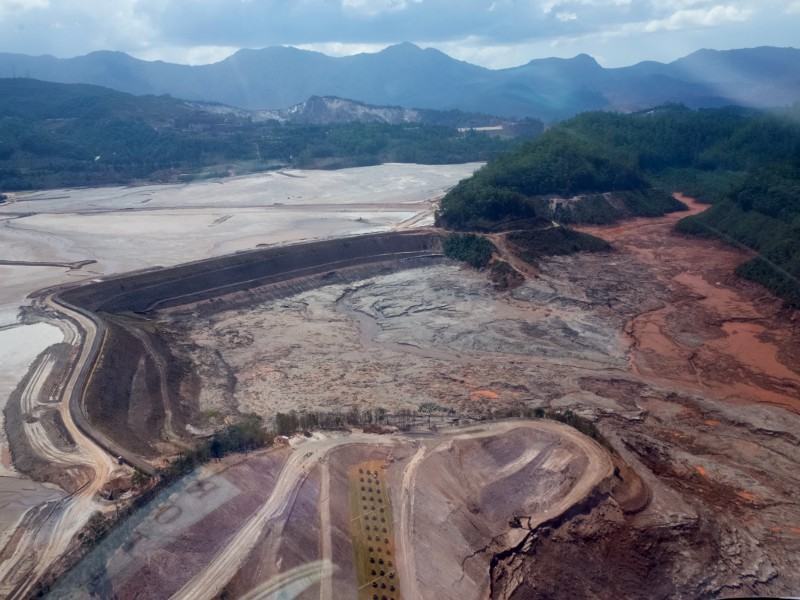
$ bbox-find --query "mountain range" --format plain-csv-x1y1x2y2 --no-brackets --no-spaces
0,78,522,190
1,43,799,121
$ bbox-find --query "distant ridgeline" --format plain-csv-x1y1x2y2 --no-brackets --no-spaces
438,104,800,306
0,79,539,190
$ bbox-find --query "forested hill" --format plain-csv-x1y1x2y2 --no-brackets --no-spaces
0,79,526,190
439,105,800,306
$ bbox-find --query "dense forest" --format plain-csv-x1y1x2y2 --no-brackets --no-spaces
0,79,523,190
439,105,800,306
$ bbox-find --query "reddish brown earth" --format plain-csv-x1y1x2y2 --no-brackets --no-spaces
491,195,800,599
38,194,800,600
579,194,800,415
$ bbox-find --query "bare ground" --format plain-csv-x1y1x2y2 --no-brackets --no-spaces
144,194,800,598
10,191,800,599
50,422,611,600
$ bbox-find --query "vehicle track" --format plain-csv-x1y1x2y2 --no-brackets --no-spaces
0,299,117,598
170,434,399,600
172,422,612,600
318,460,333,600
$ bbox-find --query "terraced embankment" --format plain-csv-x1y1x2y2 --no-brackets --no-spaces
51,231,444,468
59,231,443,313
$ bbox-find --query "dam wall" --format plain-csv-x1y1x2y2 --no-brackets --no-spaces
61,231,443,313
54,231,445,470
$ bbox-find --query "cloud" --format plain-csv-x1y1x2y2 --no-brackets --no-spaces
132,44,239,65
0,0,49,10
643,4,753,32
0,0,796,69
341,0,418,16
295,41,391,56
0,0,48,17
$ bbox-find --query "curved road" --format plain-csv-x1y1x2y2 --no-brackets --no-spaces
47,293,157,475
170,421,613,600
0,297,118,599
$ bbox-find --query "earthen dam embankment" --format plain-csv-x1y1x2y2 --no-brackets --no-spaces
52,231,444,471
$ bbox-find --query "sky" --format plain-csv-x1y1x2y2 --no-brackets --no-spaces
0,0,798,68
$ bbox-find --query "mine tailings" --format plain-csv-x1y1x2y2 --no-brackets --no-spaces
579,194,800,415
53,231,445,470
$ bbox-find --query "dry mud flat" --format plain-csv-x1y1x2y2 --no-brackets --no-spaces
167,264,626,418
0,162,480,325
48,422,612,600
153,196,800,597
0,163,479,596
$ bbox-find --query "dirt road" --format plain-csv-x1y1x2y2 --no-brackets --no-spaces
397,445,426,600
170,433,396,600
171,422,611,600
0,298,117,598
318,460,333,600
397,421,613,599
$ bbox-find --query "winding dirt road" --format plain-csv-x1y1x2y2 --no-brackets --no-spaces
395,421,614,599
170,421,612,600
170,433,396,600
0,297,117,598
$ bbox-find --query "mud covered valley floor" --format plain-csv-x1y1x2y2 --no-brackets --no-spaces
128,197,800,598
5,191,800,599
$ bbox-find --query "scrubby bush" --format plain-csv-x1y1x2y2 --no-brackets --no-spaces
161,414,272,479
443,234,495,268
506,227,610,264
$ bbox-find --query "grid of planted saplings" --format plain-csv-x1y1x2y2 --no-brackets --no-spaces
350,461,401,600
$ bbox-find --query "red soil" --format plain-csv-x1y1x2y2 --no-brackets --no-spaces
579,194,800,414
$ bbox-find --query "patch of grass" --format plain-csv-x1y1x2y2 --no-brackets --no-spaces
350,461,400,599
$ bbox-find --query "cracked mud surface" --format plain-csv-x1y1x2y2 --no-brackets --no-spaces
166,264,631,418
158,195,800,598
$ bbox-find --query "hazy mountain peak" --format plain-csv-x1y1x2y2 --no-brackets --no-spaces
380,41,423,54
0,45,797,120
524,52,599,66
229,45,312,59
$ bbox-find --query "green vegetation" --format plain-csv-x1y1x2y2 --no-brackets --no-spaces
545,409,610,450
436,146,686,230
160,414,271,479
0,79,522,190
443,233,496,269
506,227,610,264
78,512,115,547
676,168,800,306
275,407,403,436
652,168,747,204
439,105,800,306
440,105,800,229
